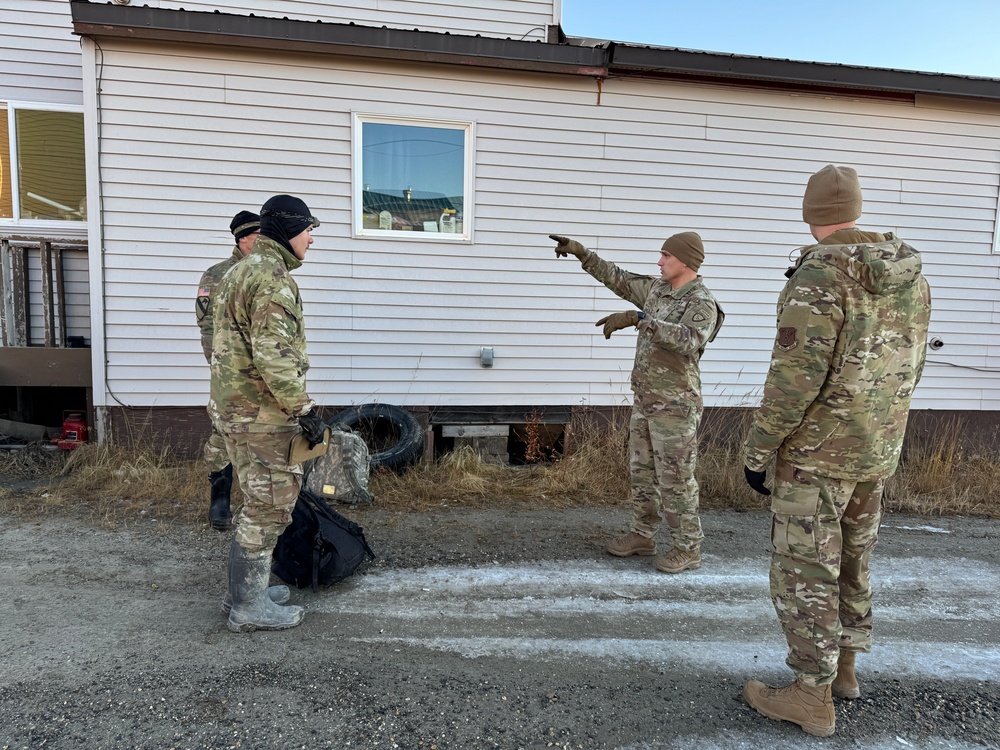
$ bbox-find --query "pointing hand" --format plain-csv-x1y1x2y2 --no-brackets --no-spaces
549,234,587,259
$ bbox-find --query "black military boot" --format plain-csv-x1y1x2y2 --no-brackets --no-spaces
208,464,233,531
226,540,305,633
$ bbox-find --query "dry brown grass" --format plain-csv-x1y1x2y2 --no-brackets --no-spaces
371,409,630,510
696,407,770,512
1,411,998,526
0,440,209,528
0,444,67,479
886,417,1000,517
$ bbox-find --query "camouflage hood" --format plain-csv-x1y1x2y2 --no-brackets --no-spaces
792,230,923,296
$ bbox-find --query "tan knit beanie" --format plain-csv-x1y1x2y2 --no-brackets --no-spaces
802,164,863,225
661,231,704,272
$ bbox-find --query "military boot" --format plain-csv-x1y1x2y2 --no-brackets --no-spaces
606,531,656,557
654,546,701,574
208,465,233,531
743,679,836,737
221,584,291,615
833,650,860,699
226,540,304,633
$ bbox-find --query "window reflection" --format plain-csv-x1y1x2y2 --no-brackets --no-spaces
361,122,464,234
0,110,11,219
15,109,86,221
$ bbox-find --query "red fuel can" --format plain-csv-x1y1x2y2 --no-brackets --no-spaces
53,411,88,450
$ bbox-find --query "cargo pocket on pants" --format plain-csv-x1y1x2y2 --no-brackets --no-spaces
770,467,823,564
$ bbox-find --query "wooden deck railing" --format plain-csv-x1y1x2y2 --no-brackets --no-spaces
0,235,87,348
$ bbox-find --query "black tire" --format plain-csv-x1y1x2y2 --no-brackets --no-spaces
329,403,424,473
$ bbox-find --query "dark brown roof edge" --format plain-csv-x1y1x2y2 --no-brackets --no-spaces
610,45,1000,101
69,1,608,76
70,1,1000,101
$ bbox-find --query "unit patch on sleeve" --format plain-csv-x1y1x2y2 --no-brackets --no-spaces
683,300,714,326
775,304,810,353
777,326,797,350
196,287,212,322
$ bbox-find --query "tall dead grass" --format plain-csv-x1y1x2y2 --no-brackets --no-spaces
371,409,630,510
886,417,1000,517
0,440,208,527
1,410,997,525
695,407,769,512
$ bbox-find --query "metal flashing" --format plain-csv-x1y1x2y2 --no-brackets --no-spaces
69,1,607,76
609,44,1000,101
68,2,1000,100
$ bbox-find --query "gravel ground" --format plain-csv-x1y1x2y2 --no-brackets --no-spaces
0,507,997,749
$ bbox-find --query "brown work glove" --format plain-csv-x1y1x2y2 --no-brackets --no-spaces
549,234,587,259
596,310,642,339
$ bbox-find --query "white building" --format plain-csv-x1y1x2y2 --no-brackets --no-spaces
3,0,999,452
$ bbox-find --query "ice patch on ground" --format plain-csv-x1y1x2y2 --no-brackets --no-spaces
884,524,951,534
617,733,986,750
352,634,1000,680
314,557,1000,680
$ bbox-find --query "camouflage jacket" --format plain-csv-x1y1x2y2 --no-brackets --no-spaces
581,249,724,407
744,229,932,480
196,247,242,363
208,237,315,432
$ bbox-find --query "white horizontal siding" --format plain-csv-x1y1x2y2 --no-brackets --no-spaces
23,247,91,345
92,41,1000,411
0,0,82,105
148,0,554,41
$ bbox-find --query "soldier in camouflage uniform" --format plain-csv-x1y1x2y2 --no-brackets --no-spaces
209,194,326,633
550,232,723,574
196,210,259,531
741,165,931,737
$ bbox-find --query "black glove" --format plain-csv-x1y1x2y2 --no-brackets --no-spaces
744,466,771,496
298,409,327,449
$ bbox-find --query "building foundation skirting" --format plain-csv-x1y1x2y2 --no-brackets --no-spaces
99,405,1000,461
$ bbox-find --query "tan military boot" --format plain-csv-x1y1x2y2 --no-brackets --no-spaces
653,546,700,573
833,650,860,699
606,532,656,557
743,679,836,737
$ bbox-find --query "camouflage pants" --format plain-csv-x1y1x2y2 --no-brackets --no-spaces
769,459,884,686
203,424,231,475
223,431,303,553
628,398,703,550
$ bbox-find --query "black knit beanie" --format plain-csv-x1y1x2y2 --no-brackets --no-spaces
229,211,260,241
259,195,319,253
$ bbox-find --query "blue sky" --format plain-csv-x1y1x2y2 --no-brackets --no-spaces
561,1,1000,79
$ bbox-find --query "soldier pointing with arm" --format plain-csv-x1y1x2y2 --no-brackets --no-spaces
550,232,724,574
741,165,931,737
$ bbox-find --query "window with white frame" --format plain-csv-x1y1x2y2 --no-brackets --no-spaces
0,103,86,224
354,115,472,240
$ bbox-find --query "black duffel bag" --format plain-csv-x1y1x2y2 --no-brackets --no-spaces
271,488,376,592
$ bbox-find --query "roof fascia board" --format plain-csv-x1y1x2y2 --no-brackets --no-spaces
610,45,1000,102
68,2,1000,102
69,1,608,76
